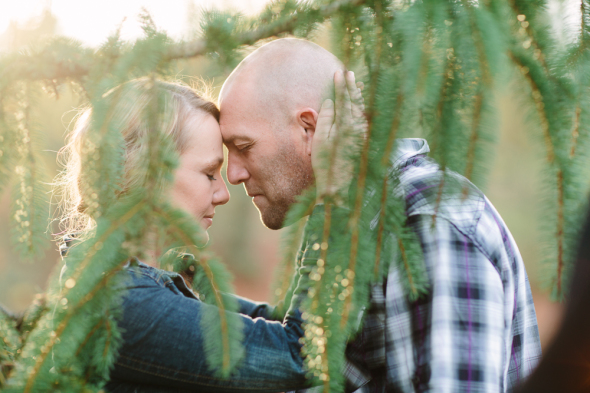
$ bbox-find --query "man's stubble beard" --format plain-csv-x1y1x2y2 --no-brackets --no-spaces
257,144,314,230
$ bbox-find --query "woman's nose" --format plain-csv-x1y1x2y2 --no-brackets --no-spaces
213,178,230,206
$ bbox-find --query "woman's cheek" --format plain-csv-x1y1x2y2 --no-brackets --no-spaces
192,178,210,216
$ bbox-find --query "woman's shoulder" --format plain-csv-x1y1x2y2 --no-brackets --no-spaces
122,259,172,287
122,259,199,300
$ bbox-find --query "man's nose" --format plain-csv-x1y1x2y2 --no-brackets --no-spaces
226,153,249,185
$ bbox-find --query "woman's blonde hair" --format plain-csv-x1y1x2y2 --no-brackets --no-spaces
54,78,219,237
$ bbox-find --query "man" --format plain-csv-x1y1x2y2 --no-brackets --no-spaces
219,38,542,392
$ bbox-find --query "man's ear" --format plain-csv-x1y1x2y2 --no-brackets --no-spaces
296,108,319,156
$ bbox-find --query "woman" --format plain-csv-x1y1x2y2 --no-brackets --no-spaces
56,79,313,392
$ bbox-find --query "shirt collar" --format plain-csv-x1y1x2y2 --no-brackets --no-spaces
390,138,430,169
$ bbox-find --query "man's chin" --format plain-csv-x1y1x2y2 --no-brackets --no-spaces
255,199,288,230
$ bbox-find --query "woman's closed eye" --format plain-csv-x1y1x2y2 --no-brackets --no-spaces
202,157,224,181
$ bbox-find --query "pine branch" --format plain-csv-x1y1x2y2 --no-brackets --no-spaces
272,194,316,307
22,202,144,393
2,0,366,85
432,168,446,228
397,238,416,294
339,0,386,331
374,179,388,279
556,169,565,296
21,260,127,392
461,3,494,191
0,308,20,388
463,1,492,86
463,91,484,186
75,320,103,357
0,108,17,196
364,0,386,126
507,0,550,74
509,51,555,163
275,217,307,298
374,92,404,280
430,46,455,227
427,42,454,161
152,205,241,376
570,104,581,158
9,83,49,260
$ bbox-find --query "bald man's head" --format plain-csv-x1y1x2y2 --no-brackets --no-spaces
219,38,344,229
220,38,343,121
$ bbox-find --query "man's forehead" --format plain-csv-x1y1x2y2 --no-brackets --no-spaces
220,72,257,106
219,93,270,134
220,87,259,122
219,120,260,144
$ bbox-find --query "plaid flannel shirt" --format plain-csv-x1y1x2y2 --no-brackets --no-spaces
292,138,541,393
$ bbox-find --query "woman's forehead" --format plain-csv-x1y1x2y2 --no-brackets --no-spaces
182,114,224,160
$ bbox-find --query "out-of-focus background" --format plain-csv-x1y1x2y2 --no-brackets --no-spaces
0,0,569,352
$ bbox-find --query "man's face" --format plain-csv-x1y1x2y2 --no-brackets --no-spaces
220,91,314,230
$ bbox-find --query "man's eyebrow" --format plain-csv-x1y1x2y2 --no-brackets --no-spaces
223,135,252,145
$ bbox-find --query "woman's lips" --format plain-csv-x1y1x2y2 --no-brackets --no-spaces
202,215,214,228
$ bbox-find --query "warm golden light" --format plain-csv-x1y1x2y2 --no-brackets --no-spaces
0,0,269,47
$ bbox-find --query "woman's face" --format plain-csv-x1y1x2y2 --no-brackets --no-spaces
170,112,230,234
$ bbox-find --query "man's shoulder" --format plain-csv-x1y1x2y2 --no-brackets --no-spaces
395,157,486,237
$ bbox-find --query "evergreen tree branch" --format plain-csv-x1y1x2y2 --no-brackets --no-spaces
507,0,550,73
0,108,17,196
23,202,144,393
509,51,555,163
570,104,581,158
374,180,388,279
318,203,332,393
432,169,446,227
374,93,403,280
103,312,112,360
2,0,366,84
430,48,455,228
556,169,565,296
75,320,103,357
17,294,48,350
461,2,492,191
463,92,484,187
397,238,415,294
22,261,127,393
340,0,385,331
564,0,590,69
152,205,234,375
463,2,492,86
10,83,49,260
0,309,20,388
272,198,315,306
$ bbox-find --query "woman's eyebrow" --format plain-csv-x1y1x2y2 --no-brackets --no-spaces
203,157,224,169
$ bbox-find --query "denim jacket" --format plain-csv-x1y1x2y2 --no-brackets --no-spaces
104,261,309,393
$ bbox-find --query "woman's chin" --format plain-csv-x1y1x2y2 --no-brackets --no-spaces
199,220,211,242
